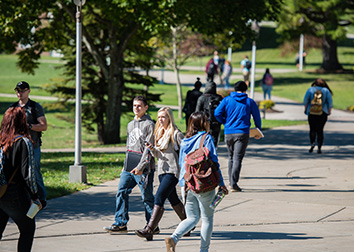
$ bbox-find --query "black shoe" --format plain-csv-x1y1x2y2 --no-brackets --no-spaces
317,149,322,154
230,185,242,192
309,145,315,153
103,225,128,233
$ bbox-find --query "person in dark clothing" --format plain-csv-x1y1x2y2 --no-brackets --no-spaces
0,107,42,252
195,81,223,147
183,78,203,129
205,58,218,82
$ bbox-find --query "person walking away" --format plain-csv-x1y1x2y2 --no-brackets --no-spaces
223,60,232,90
0,107,42,252
10,81,47,208
183,78,203,129
261,68,273,100
104,96,156,233
240,56,251,86
205,58,218,82
195,81,223,147
214,81,262,192
303,78,333,154
165,111,228,252
135,107,188,241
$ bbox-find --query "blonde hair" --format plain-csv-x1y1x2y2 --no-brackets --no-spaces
154,107,178,145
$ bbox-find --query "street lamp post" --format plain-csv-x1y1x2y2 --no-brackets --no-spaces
250,21,260,99
69,0,87,183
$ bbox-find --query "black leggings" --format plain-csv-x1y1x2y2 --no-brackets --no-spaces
308,113,328,148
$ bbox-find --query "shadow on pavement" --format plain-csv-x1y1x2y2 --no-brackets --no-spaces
211,231,322,240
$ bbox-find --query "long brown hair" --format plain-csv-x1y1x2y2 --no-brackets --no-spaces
0,107,31,154
311,78,333,95
185,111,210,138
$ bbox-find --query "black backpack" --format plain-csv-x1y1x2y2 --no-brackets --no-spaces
245,61,251,70
207,62,216,75
205,94,221,125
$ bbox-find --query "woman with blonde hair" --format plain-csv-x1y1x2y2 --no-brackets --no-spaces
135,107,187,241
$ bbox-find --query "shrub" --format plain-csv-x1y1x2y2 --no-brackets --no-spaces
347,105,354,111
259,100,275,110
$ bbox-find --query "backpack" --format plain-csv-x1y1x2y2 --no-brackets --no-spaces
0,136,23,199
309,90,323,115
207,62,216,75
245,60,251,70
264,74,273,85
205,94,221,125
183,133,220,194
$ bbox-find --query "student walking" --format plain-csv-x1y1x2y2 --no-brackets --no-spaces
303,78,333,154
214,81,262,192
104,96,155,234
165,111,228,252
0,107,42,252
135,107,187,241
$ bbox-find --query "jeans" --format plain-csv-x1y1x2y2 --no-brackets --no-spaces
171,189,215,252
224,77,230,90
262,84,273,100
225,133,249,187
113,170,154,226
308,113,328,148
0,184,35,252
155,173,180,207
33,147,47,201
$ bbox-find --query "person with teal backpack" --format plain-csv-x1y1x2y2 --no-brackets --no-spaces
0,107,42,252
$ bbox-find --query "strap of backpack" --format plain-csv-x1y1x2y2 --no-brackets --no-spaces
199,133,208,149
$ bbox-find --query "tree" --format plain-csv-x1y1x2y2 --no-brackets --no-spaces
0,0,282,144
276,0,354,71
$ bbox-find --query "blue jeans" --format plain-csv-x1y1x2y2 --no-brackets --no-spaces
225,133,249,187
262,84,272,100
0,184,35,252
224,77,230,90
33,147,47,201
155,173,180,207
113,170,154,226
171,189,215,252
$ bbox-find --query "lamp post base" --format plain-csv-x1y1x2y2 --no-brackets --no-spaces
69,165,87,183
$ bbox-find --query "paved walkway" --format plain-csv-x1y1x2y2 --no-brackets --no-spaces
1,73,354,251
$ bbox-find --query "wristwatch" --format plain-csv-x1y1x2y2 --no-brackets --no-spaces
28,123,32,130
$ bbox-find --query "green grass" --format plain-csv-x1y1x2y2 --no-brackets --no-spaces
41,152,125,199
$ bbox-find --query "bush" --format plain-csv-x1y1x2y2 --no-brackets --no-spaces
347,105,354,111
259,100,275,110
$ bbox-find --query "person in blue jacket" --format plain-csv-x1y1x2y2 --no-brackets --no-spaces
303,78,333,154
165,111,228,252
214,81,262,192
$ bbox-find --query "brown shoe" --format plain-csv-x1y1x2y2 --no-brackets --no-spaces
230,184,242,192
165,237,176,252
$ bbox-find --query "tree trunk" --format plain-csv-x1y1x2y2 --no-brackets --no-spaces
103,60,124,144
321,35,342,71
171,26,183,119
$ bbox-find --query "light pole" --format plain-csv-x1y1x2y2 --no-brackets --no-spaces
250,21,260,99
69,0,87,183
299,34,304,71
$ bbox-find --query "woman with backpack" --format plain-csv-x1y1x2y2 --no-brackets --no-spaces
135,107,186,241
303,78,333,154
0,107,42,252
165,111,228,252
261,68,274,100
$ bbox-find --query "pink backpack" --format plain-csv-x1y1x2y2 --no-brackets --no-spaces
264,74,273,85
